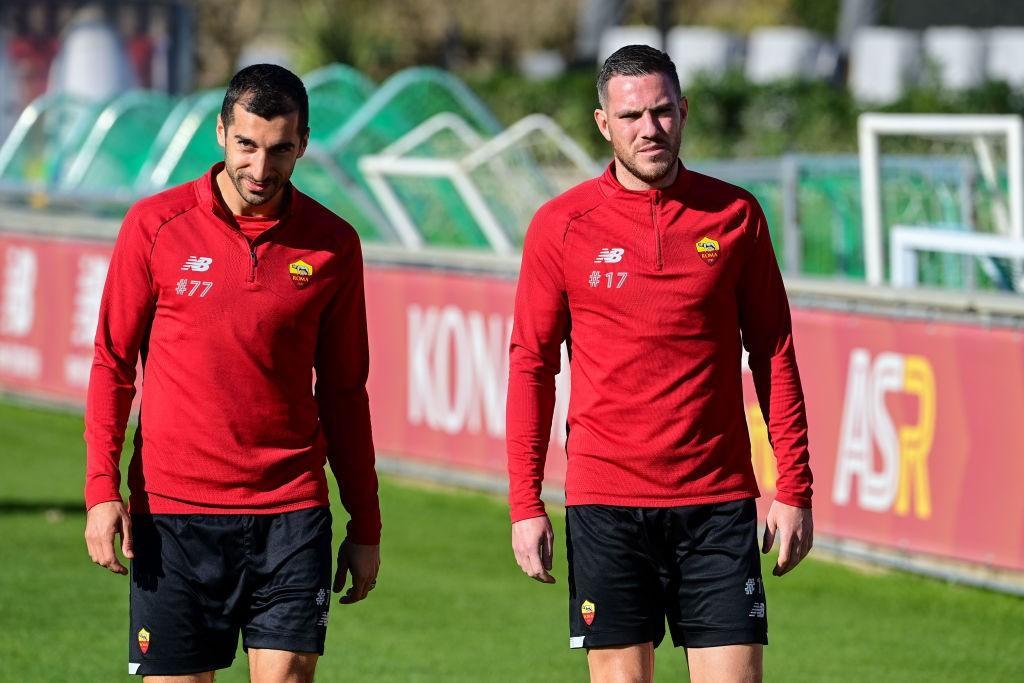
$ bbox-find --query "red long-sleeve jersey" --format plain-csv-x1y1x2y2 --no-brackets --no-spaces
84,164,380,544
507,163,812,523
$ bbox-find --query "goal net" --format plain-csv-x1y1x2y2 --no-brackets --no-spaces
858,113,1023,292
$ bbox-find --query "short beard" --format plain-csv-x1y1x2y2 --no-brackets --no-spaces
611,132,681,186
616,153,678,185
225,162,278,207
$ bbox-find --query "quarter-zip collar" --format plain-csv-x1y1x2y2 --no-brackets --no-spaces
598,159,689,272
194,162,299,243
597,159,691,203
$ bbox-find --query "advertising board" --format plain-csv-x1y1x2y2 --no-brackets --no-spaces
2,233,1022,570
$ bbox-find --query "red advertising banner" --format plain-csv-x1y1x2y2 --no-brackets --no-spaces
0,234,110,403
748,310,1024,572
364,267,570,488
2,232,1023,571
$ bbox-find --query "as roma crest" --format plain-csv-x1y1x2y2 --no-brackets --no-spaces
138,627,151,655
581,600,596,626
695,236,721,265
289,259,314,289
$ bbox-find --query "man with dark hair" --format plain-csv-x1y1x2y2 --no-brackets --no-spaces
84,63,381,683
221,63,310,135
507,45,813,682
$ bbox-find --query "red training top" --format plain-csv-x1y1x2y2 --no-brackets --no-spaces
506,162,812,523
84,164,381,544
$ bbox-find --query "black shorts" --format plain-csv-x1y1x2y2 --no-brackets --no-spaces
566,499,766,650
128,507,333,677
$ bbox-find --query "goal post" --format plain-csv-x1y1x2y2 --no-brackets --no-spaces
858,113,1024,286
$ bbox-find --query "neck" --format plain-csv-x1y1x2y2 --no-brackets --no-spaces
613,158,679,191
215,168,284,217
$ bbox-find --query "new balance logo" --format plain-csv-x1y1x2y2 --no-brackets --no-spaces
181,256,213,272
749,602,766,618
594,248,624,264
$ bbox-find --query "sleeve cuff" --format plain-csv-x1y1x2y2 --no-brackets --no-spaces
84,475,122,511
346,518,381,545
774,489,812,509
509,502,547,524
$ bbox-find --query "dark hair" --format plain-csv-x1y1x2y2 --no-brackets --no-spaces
221,63,309,135
597,45,681,108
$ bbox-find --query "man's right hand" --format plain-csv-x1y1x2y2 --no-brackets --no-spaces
84,500,134,575
511,515,556,583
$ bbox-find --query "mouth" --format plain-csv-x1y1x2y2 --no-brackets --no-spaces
637,146,667,156
243,177,271,193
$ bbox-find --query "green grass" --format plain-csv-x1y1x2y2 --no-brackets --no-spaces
1,400,1022,681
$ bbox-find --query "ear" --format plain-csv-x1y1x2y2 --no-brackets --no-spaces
594,108,612,143
679,96,689,128
216,114,226,149
296,128,309,160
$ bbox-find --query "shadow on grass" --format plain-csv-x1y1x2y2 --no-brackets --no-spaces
0,501,84,515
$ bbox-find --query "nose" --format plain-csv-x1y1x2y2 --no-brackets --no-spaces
250,150,270,181
639,110,661,138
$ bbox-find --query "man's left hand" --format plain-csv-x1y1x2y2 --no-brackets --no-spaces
761,500,813,576
333,539,380,604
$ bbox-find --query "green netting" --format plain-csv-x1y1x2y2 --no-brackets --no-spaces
377,120,564,250
469,164,553,248
465,128,598,249
0,94,101,185
798,170,865,277
482,117,603,249
291,150,386,242
146,90,224,188
796,157,979,282
369,118,495,248
304,64,375,143
60,91,175,191
401,126,477,159
328,67,500,162
324,67,503,249
389,175,490,248
133,94,199,192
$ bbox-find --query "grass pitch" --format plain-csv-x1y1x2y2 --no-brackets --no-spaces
0,400,1022,682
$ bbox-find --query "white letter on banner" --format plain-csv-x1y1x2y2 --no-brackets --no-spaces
70,255,109,347
0,246,38,337
833,349,873,506
408,304,438,427
865,352,903,511
466,311,507,437
432,306,473,434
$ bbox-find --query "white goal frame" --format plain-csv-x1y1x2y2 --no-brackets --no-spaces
858,113,1024,286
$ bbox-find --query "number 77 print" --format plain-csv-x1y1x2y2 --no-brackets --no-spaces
175,279,214,297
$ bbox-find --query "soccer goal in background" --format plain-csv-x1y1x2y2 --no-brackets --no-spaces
858,113,1024,291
